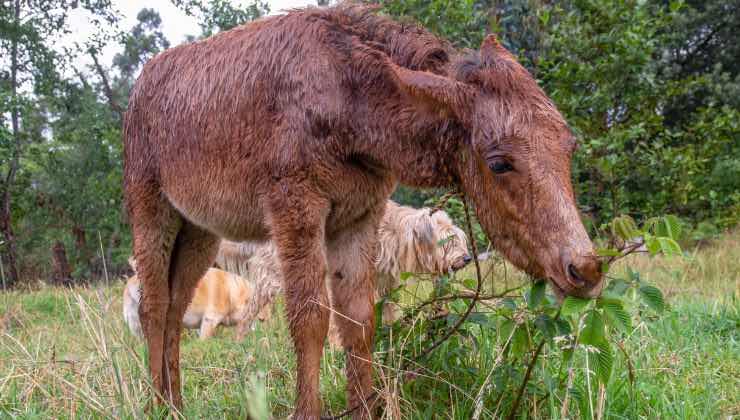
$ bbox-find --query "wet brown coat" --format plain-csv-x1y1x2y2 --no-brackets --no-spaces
123,5,603,419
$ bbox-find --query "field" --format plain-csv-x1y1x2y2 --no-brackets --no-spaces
1,233,738,419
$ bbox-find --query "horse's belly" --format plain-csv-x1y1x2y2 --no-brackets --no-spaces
164,179,270,241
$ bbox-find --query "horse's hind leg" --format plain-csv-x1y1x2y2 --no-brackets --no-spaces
163,222,220,406
129,189,181,407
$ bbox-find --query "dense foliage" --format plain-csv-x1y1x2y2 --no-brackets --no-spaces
386,0,739,239
0,0,267,286
0,0,737,285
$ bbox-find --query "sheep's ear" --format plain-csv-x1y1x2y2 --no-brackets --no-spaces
413,216,436,247
387,62,474,121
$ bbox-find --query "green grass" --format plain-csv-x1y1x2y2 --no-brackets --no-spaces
0,233,738,419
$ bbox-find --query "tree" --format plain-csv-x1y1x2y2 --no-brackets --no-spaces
378,0,739,232
538,0,739,228
172,0,269,36
111,8,170,103
0,0,119,286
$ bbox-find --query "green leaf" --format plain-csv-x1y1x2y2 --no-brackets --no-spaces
626,266,641,283
462,278,477,290
663,215,682,240
639,285,665,313
400,272,413,282
501,298,518,311
499,319,515,342
596,248,621,257
589,339,613,384
658,237,682,256
437,235,453,247
466,312,490,327
580,310,605,346
654,215,682,240
642,217,661,234
555,318,572,336
561,296,590,317
534,314,556,339
598,298,631,332
645,236,662,256
604,278,630,296
510,325,530,356
527,280,547,308
611,215,639,240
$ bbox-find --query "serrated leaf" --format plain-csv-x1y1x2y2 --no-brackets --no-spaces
589,339,613,384
604,278,630,296
658,237,682,256
510,325,530,356
436,235,453,247
561,296,590,317
567,386,584,404
611,215,639,240
645,236,661,255
639,285,665,313
555,318,572,336
527,280,547,308
598,298,631,332
663,215,682,240
534,314,556,338
466,312,490,327
462,278,477,290
642,217,660,233
596,248,621,257
580,310,605,345
654,215,682,240
499,319,515,341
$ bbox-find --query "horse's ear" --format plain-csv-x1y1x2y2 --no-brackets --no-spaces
479,34,516,67
387,62,474,121
480,34,501,63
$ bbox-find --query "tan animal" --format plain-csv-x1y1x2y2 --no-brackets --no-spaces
374,201,470,320
123,5,603,416
215,200,471,336
123,263,254,339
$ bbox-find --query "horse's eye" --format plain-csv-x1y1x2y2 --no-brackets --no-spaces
489,159,514,174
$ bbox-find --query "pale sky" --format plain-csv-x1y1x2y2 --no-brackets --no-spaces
63,0,317,75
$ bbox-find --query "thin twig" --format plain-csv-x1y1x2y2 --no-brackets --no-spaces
506,310,561,420
606,240,647,265
98,231,109,288
615,340,635,385
321,193,485,420
411,194,484,362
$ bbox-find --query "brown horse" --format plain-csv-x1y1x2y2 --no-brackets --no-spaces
123,5,603,418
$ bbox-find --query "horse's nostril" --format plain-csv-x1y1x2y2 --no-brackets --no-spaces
567,263,586,288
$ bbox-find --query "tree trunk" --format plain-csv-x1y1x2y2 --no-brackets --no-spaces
0,0,22,288
89,50,124,118
51,241,73,286
72,225,92,270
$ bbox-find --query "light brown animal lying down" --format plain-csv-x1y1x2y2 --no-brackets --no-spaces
123,267,254,339
215,200,472,342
